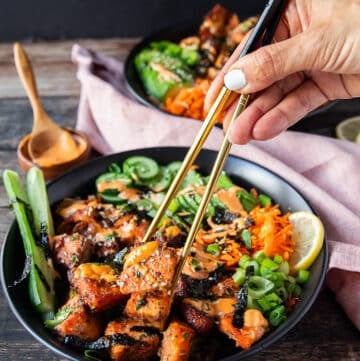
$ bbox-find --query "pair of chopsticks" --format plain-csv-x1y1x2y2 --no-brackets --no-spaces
142,0,287,295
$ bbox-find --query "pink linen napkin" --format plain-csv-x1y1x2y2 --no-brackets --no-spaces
72,44,360,329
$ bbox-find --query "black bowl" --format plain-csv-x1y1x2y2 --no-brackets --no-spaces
124,22,336,120
1,147,328,361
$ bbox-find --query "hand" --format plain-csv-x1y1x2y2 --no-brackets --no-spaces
204,0,360,144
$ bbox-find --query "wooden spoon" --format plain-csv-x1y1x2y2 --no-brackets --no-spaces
13,42,81,167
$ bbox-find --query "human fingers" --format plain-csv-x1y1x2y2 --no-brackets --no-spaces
224,31,323,95
223,72,305,144
239,80,328,142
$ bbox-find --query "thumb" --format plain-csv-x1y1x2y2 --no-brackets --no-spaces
224,31,321,94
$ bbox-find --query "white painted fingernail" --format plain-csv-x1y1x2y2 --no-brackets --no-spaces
224,69,247,90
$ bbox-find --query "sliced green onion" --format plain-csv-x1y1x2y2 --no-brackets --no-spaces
292,284,302,297
206,243,221,257
168,198,179,214
248,276,274,299
241,229,252,249
258,194,272,207
253,250,266,264
269,305,287,327
247,294,260,310
237,190,258,212
278,261,290,275
257,292,282,312
245,260,260,275
232,268,246,286
276,286,288,301
238,254,251,269
216,172,234,189
296,269,310,284
260,258,279,276
273,255,283,264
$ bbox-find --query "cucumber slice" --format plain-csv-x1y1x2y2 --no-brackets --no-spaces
96,172,132,192
26,167,55,251
123,156,159,181
3,170,55,320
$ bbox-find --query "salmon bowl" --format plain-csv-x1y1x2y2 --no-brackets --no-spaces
1,147,328,361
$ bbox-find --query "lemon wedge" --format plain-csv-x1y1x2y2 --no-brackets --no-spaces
335,116,360,143
289,211,324,272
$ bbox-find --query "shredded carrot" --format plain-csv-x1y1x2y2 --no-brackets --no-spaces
219,239,248,268
249,205,294,260
164,79,215,121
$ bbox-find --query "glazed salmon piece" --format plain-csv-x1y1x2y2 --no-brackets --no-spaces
54,294,102,341
114,213,150,245
119,242,179,294
52,233,92,271
72,263,126,312
105,319,160,361
124,292,172,330
158,320,196,361
219,309,268,349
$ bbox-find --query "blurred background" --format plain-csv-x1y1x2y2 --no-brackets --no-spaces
0,0,265,41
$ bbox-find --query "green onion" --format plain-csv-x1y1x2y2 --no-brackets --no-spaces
244,260,260,275
257,292,282,312
258,194,272,207
238,254,251,269
269,305,287,327
296,269,310,284
292,284,302,297
216,172,234,189
247,294,260,310
273,255,283,264
241,229,252,249
276,286,288,301
237,190,258,212
206,243,221,257
247,276,274,299
260,258,279,276
168,198,179,214
253,250,266,264
232,268,246,286
278,261,290,275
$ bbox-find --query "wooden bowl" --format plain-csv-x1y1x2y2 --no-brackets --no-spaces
17,128,91,180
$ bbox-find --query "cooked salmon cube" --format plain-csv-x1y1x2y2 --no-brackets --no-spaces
53,233,92,270
124,292,171,329
105,319,160,361
114,214,150,246
119,243,179,294
218,309,268,350
72,263,126,312
158,320,196,361
54,294,102,341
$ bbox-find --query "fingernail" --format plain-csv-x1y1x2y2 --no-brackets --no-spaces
224,69,247,91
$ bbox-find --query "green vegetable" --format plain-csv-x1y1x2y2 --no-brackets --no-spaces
257,292,282,312
248,276,275,299
123,156,159,181
98,188,127,205
216,172,234,189
269,305,287,327
253,250,266,264
237,190,258,212
238,254,251,269
108,163,121,173
3,169,55,320
232,268,246,286
206,243,221,257
134,46,195,101
26,167,55,242
244,260,260,275
96,172,132,188
166,161,182,176
258,194,272,207
260,258,279,276
241,229,252,249
273,254,283,264
141,167,173,192
44,307,72,328
296,269,310,284
181,169,204,188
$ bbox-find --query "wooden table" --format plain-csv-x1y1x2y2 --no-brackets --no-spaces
0,39,359,361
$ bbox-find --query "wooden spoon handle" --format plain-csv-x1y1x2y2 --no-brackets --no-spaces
13,42,44,119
